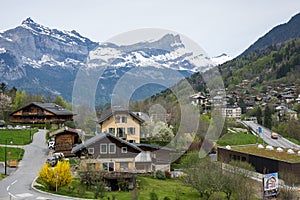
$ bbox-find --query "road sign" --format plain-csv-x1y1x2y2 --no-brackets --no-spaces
258,127,262,134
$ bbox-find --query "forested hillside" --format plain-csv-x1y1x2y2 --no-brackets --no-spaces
220,39,300,90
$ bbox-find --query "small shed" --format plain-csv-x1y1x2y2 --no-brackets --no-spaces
49,126,83,157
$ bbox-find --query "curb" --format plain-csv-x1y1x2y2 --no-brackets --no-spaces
31,176,91,200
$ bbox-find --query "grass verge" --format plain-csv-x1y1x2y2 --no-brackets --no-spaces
0,146,25,162
217,132,263,146
0,128,38,145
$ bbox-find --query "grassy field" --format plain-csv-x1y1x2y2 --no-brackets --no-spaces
0,146,25,162
217,132,263,146
36,175,200,200
0,128,38,145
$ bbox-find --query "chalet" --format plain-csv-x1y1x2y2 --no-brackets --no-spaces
10,102,74,126
72,133,142,171
98,110,144,143
49,126,83,156
189,92,207,105
71,132,174,173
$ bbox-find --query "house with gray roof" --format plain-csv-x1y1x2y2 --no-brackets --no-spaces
10,102,74,126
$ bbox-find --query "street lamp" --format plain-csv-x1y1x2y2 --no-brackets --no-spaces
29,126,32,142
4,139,13,175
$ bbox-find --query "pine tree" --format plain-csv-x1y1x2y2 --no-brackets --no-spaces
256,107,262,125
263,106,272,129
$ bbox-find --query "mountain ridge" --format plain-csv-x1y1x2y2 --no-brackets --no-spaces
0,18,224,104
242,12,300,56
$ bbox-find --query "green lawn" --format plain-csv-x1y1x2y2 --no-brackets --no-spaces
36,175,200,200
217,132,263,146
0,146,25,162
0,128,38,145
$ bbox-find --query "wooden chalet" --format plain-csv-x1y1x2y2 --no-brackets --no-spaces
49,126,83,157
72,132,175,173
10,102,74,126
72,132,142,171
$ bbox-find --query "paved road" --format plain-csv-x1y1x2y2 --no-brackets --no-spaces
0,129,70,200
242,121,300,149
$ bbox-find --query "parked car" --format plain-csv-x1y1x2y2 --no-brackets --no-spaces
46,157,57,167
52,152,65,161
6,125,13,129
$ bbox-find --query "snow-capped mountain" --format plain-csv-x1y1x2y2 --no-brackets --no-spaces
0,18,220,103
88,33,215,73
211,53,233,65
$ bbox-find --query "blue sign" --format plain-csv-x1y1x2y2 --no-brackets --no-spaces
258,127,262,134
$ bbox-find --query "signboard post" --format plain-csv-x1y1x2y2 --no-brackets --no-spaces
258,126,264,145
263,172,279,198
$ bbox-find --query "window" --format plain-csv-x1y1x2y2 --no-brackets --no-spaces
127,127,135,135
117,128,126,138
122,116,127,123
109,144,116,154
102,162,114,171
115,116,120,123
128,140,136,143
100,144,107,154
88,148,94,154
121,147,127,153
120,162,128,170
108,128,115,134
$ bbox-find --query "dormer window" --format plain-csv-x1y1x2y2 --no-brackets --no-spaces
115,116,120,123
122,116,127,123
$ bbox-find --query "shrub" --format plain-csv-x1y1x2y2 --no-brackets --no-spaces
39,161,72,191
150,190,158,200
155,170,166,180
93,181,106,199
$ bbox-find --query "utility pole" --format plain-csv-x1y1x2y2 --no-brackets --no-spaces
4,139,13,175
56,170,58,192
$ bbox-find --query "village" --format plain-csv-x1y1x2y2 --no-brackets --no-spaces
1,77,300,199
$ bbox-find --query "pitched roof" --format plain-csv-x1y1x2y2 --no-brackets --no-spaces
49,126,82,137
11,102,73,116
98,109,144,124
71,132,142,153
134,143,176,152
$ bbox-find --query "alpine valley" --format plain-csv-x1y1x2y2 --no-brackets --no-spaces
0,18,231,104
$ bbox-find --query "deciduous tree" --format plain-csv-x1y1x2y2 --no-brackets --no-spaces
0,93,12,120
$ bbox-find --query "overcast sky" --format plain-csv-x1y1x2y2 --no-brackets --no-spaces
1,0,300,57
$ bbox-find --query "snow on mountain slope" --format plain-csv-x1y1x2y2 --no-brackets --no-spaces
211,53,233,65
89,33,216,73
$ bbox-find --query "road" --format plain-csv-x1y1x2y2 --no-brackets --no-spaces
0,129,71,200
242,121,300,149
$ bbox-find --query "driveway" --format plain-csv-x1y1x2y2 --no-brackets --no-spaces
0,129,70,200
